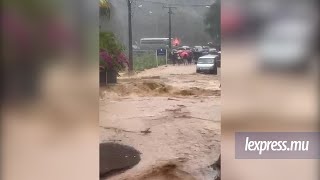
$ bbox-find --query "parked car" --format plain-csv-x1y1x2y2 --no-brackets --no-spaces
196,55,218,75
182,46,191,50
192,46,204,63
193,46,203,52
178,46,191,51
209,50,221,67
209,48,217,53
202,46,210,51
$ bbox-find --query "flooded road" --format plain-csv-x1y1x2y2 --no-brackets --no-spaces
100,65,221,180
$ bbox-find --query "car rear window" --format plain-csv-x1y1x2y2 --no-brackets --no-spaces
198,58,214,64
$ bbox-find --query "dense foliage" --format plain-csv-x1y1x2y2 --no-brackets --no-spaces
204,0,221,45
99,32,128,72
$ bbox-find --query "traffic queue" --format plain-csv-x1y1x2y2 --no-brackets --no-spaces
170,45,221,66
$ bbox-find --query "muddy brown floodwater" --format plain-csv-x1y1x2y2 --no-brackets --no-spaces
100,65,221,180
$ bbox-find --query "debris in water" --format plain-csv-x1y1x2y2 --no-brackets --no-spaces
168,98,180,101
140,128,152,135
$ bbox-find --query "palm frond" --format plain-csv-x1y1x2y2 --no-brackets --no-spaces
99,0,111,19
99,0,110,8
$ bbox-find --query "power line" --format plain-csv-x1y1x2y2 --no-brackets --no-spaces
135,0,213,7
133,0,212,50
163,6,177,50
133,3,154,16
130,0,214,53
135,0,166,5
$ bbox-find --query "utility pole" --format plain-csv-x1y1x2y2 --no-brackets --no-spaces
127,0,133,73
168,7,172,50
163,6,177,50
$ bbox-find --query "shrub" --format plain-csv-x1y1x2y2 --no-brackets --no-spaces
99,32,128,72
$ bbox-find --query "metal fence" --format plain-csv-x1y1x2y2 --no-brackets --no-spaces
133,50,168,71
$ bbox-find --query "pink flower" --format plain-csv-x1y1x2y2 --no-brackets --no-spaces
100,50,112,63
117,53,129,66
100,49,128,71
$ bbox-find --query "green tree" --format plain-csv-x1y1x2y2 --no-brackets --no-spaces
204,0,221,45
100,32,124,54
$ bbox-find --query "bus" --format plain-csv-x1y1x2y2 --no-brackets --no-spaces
139,38,172,50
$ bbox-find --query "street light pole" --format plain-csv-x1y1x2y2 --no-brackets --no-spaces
127,0,133,73
163,6,177,51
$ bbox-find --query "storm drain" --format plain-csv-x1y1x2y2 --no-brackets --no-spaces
100,143,141,178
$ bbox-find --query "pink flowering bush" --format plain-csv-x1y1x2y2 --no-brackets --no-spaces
99,49,128,72
100,32,128,73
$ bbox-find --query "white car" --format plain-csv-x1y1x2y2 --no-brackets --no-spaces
179,46,191,50
193,46,203,52
196,55,218,75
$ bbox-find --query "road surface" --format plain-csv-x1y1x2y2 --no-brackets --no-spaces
100,64,221,180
